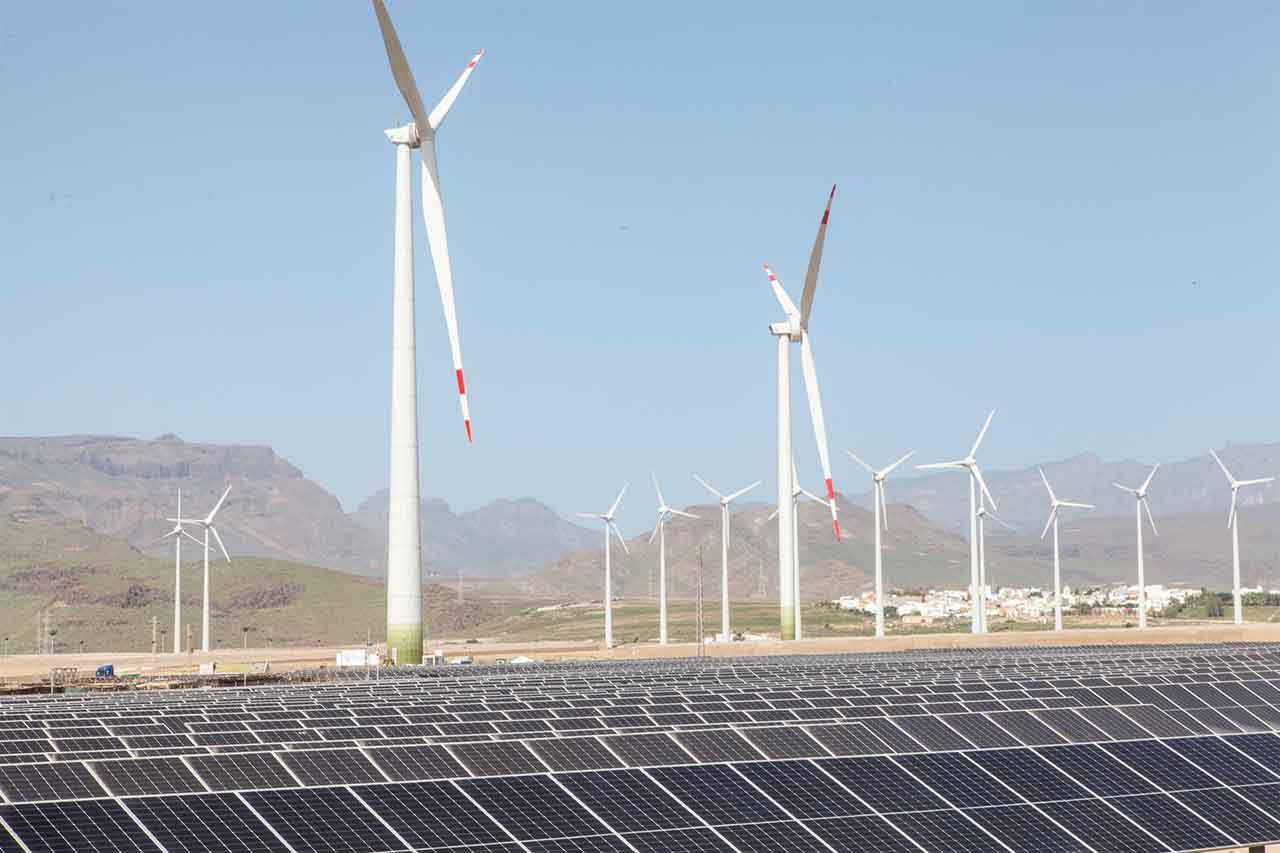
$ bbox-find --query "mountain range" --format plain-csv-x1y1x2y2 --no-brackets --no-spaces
0,435,593,578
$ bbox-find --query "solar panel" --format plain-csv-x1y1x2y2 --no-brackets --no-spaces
893,752,1023,808
884,808,1008,853
278,748,386,786
1172,787,1280,845
734,759,871,819
803,814,923,852
122,793,289,853
1072,706,1152,740
855,718,925,753
966,748,1091,803
91,756,206,796
621,827,734,852
364,743,469,781
1100,740,1220,791
717,820,834,852
187,751,298,790
556,768,702,833
804,722,892,756
1035,743,1159,797
671,729,764,762
1117,705,1196,738
0,799,160,853
817,756,948,813
525,835,631,852
739,726,828,759
989,711,1068,746
892,715,974,751
600,733,694,767
459,774,609,840
967,803,1094,852
646,763,788,825
448,740,548,776
1104,792,1234,852
941,713,1023,748
1032,709,1111,743
1034,799,1167,850
355,780,516,849
0,762,107,803
526,737,623,773
242,786,408,852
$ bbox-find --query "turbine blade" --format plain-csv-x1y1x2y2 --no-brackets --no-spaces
576,512,602,520
969,409,996,457
669,509,699,519
799,184,836,331
990,512,1017,532
693,474,725,501
608,484,628,519
763,264,800,319
1210,448,1235,485
210,526,231,563
370,0,430,136
767,508,779,522
1228,496,1237,530
206,485,232,523
798,487,826,504
181,530,205,548
916,460,968,470
1041,507,1057,540
1142,497,1158,536
427,49,483,131
1140,463,1160,494
649,514,663,544
1238,477,1275,487
1038,467,1056,503
972,465,997,511
845,449,876,475
143,531,176,549
879,481,889,531
799,331,839,540
881,451,915,478
651,472,666,510
1113,483,1139,494
1062,501,1094,509
725,480,762,503
420,146,472,442
610,522,630,555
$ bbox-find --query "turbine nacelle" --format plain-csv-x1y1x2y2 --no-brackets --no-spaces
384,123,420,147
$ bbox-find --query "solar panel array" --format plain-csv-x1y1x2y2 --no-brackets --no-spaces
2,643,1280,850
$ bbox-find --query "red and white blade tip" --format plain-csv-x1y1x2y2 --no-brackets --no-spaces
822,185,836,223
456,369,473,443
832,519,841,541
468,49,485,68
764,264,777,280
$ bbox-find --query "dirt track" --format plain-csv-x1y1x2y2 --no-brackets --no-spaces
3,622,1279,683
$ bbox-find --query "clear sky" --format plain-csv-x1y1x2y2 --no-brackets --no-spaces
2,2,1278,535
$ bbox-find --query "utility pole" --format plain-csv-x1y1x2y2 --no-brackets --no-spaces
151,617,158,655
242,627,249,649
186,624,193,655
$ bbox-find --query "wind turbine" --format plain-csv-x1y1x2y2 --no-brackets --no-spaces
145,490,202,654
1113,464,1159,629
846,450,913,639
767,460,829,641
1038,468,1093,632
695,475,761,642
370,0,483,666
765,185,841,641
170,486,232,652
975,490,1015,633
1210,449,1274,625
578,485,629,648
917,410,998,633
650,475,697,645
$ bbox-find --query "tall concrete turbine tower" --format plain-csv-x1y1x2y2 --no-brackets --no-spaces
371,0,482,664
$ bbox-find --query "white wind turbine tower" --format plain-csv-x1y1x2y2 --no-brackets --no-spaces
170,486,232,652
145,489,203,654
371,0,482,665
768,460,829,640
917,410,998,634
765,185,841,641
578,485,629,648
695,475,761,642
1210,449,1274,625
975,489,1015,634
1038,468,1093,633
846,450,914,639
1113,464,1159,629
649,475,698,645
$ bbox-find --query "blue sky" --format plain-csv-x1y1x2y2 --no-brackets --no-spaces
2,2,1278,535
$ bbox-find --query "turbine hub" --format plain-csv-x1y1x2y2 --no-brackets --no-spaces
383,122,421,147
